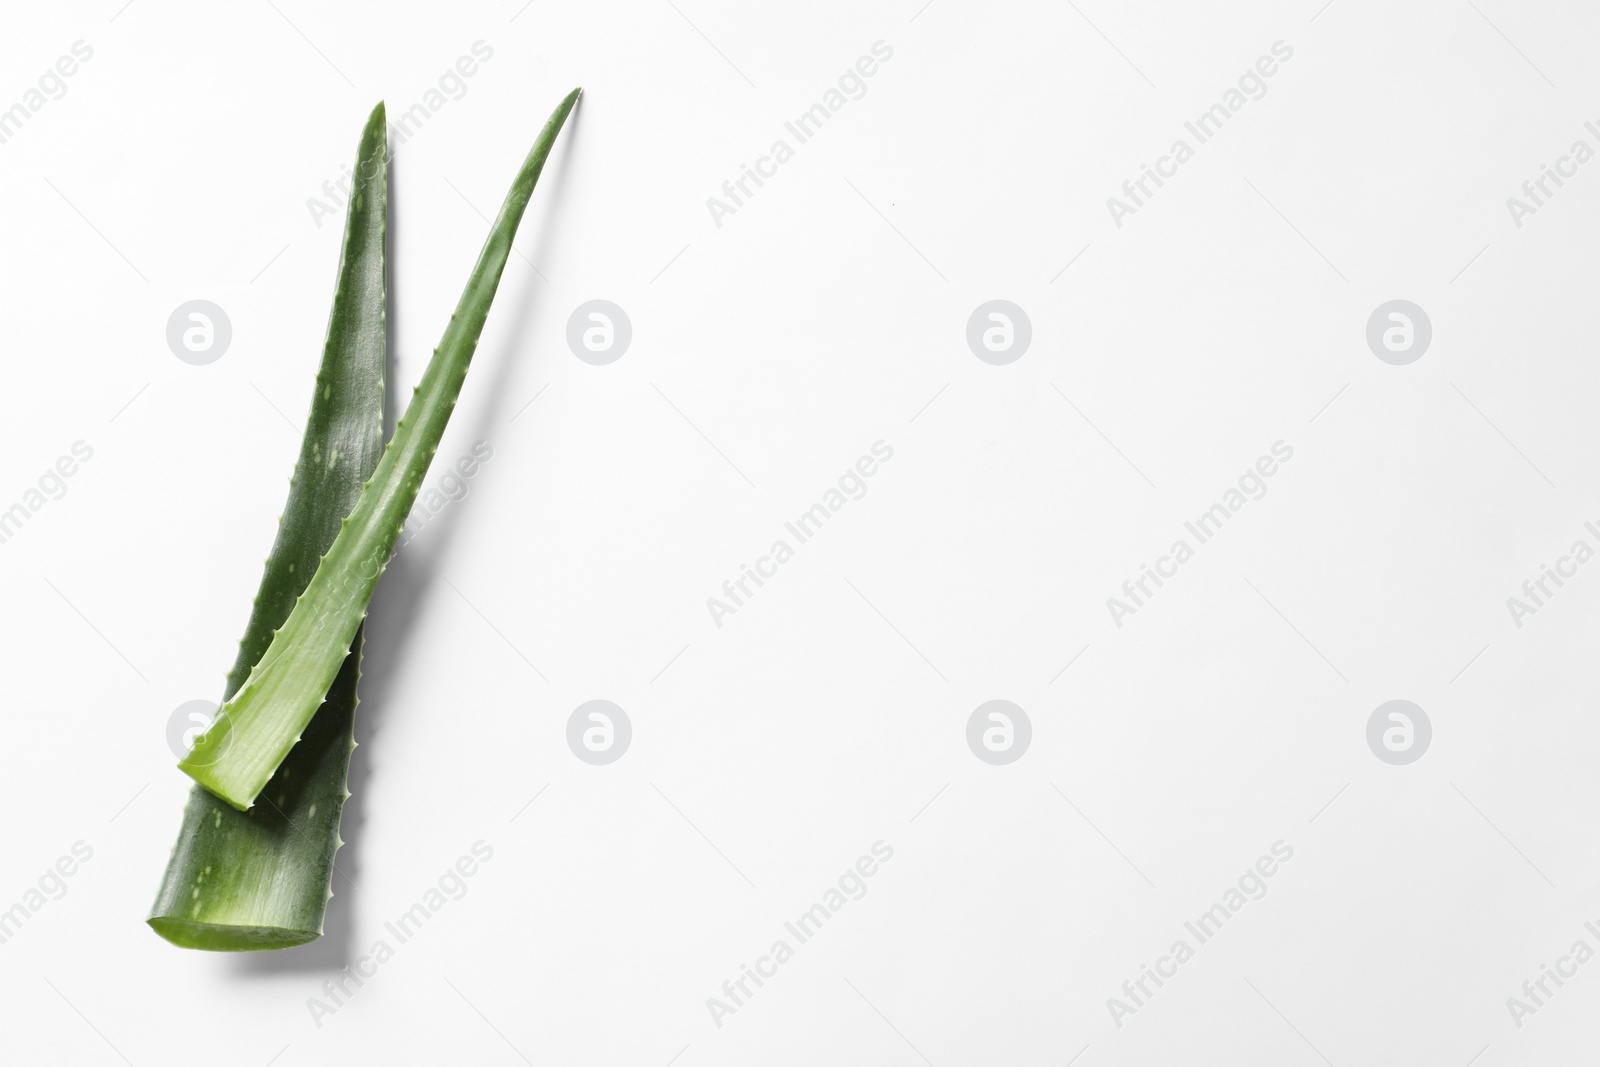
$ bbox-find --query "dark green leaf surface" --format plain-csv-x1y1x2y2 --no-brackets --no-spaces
148,102,388,950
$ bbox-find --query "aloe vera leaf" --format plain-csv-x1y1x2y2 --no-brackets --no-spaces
147,102,388,950
180,87,581,810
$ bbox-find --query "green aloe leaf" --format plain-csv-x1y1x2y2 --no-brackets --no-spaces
180,87,581,811
149,101,388,949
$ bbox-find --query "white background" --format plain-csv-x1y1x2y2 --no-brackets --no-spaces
2,0,1598,1063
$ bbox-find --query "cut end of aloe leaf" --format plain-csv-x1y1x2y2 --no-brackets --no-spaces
180,726,268,811
147,917,320,952
179,730,266,811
